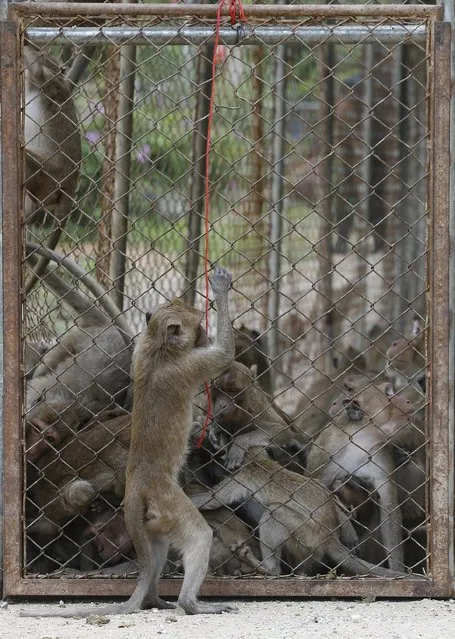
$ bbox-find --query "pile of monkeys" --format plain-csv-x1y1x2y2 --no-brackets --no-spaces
24,252,427,596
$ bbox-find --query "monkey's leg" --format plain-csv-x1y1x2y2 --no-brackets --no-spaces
174,492,235,614
375,473,404,571
258,510,288,576
126,523,175,612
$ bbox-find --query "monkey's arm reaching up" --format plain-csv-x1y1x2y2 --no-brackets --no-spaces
189,268,235,380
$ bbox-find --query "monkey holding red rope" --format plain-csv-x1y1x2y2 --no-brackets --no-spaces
22,266,237,617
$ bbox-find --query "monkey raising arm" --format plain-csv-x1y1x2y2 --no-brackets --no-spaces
186,271,235,380
21,267,236,619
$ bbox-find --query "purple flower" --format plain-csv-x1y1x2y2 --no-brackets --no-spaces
136,143,152,164
86,131,101,146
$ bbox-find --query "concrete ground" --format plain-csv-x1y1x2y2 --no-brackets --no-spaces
1,598,455,639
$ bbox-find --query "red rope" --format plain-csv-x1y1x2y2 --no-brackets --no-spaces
197,0,246,448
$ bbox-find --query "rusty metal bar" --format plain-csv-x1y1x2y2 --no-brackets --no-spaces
266,45,287,379
427,21,452,592
6,575,443,599
0,20,24,598
442,0,455,599
12,3,443,19
109,0,137,312
24,25,428,47
0,0,6,596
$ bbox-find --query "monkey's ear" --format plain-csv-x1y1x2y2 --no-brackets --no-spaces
249,364,258,379
145,311,152,326
412,317,422,337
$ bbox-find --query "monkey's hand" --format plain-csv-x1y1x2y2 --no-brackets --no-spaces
224,442,246,471
209,267,232,298
190,491,220,510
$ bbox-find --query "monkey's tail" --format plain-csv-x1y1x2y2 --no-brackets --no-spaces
326,539,419,579
18,601,138,619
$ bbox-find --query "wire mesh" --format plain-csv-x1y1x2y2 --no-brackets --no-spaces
0,3,452,598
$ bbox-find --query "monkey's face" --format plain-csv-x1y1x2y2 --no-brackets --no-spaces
87,511,133,565
211,364,254,428
212,387,247,426
334,381,415,437
386,337,425,378
26,418,62,464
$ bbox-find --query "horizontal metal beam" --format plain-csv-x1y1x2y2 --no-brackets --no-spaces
25,24,427,47
12,2,443,19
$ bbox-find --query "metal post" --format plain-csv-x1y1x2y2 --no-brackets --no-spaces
1,16,23,597
183,47,213,305
314,38,335,375
428,20,452,593
109,1,137,311
266,45,287,384
442,0,455,593
0,0,7,596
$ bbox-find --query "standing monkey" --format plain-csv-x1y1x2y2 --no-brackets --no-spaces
23,267,235,618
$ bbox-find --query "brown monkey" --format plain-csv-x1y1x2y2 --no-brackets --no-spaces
234,325,272,393
386,318,426,395
293,370,374,444
274,311,309,378
191,446,405,578
26,414,131,541
23,266,235,617
81,501,135,569
203,508,263,576
209,361,300,471
25,417,63,465
23,45,81,293
306,378,415,571
25,264,133,442
81,502,260,577
82,502,260,577
365,323,401,374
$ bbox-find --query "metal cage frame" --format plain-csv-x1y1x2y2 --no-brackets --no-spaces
0,3,452,599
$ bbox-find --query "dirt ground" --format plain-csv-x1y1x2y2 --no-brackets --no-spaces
1,598,455,639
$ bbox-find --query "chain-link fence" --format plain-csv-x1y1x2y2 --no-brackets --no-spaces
1,2,452,599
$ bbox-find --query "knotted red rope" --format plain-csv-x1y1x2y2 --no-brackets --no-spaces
197,0,247,448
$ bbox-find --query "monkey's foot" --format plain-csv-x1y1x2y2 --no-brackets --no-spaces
231,542,267,575
142,597,176,611
180,600,237,615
